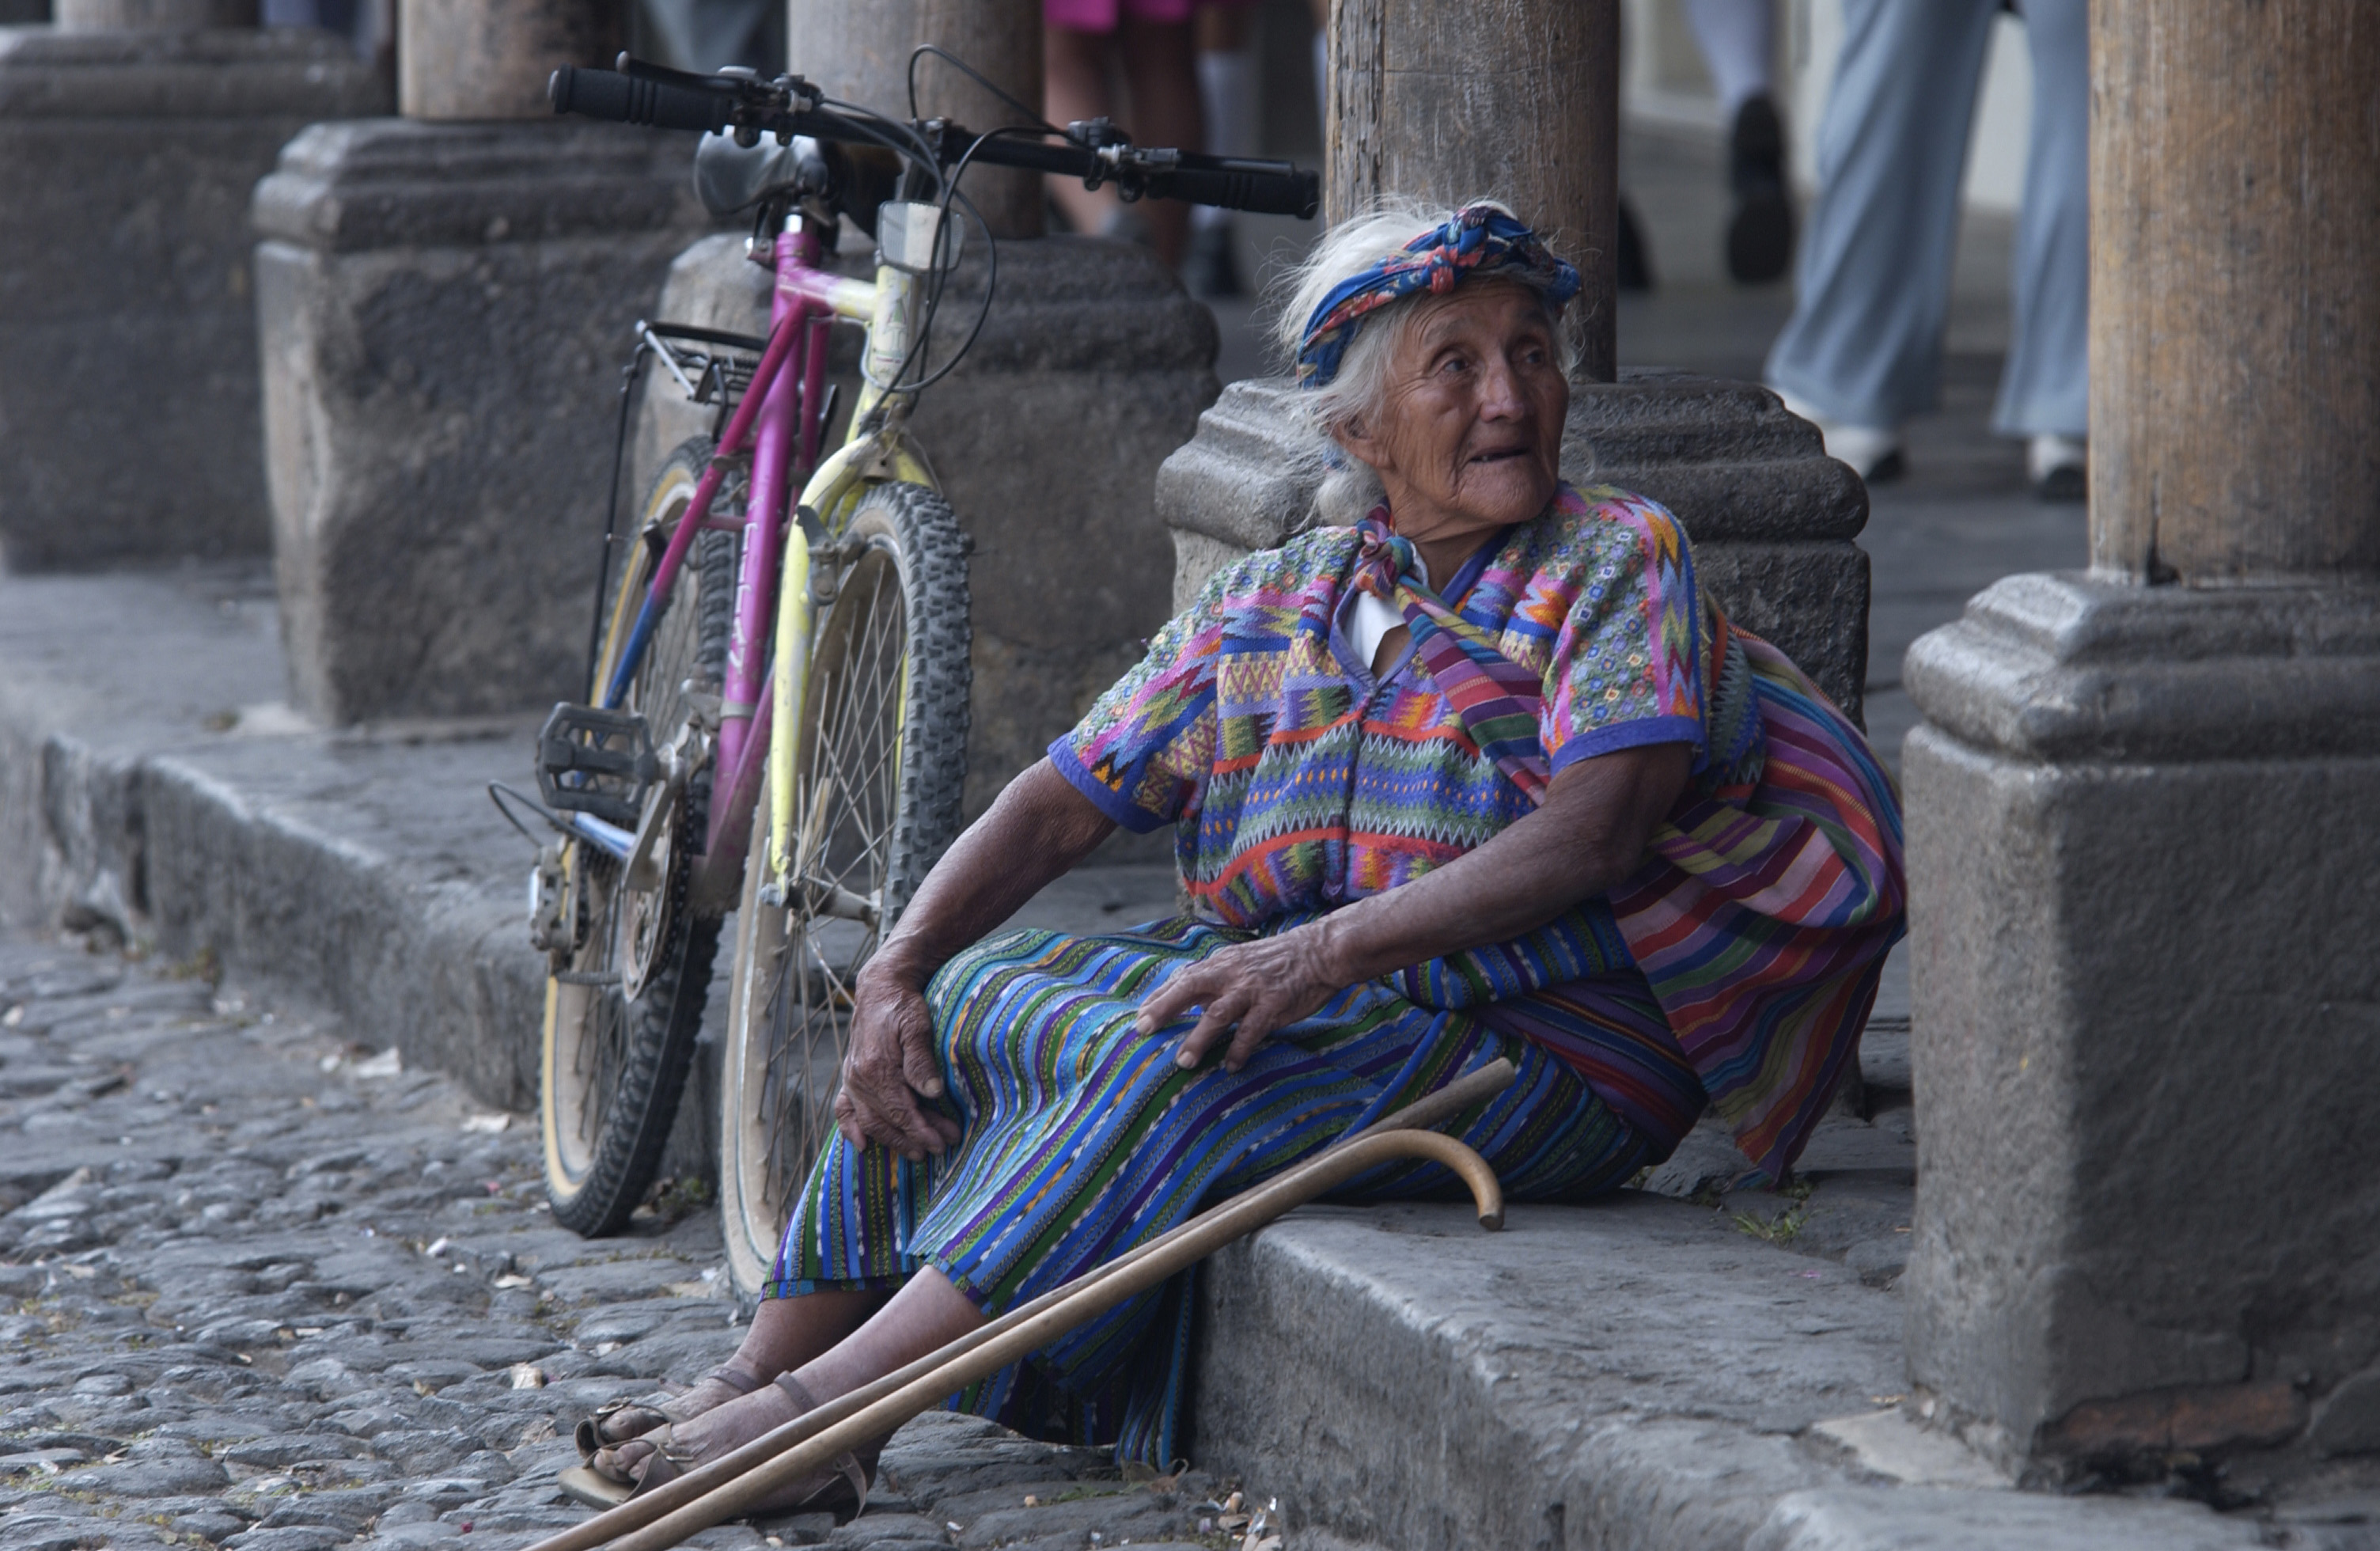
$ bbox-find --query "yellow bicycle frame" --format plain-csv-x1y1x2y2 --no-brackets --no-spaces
764,252,938,896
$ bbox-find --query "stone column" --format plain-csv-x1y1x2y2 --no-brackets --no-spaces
256,0,706,723
1325,0,1618,381
1158,0,1870,722
1903,1,2380,1477
786,0,1043,237
0,8,386,570
398,0,619,119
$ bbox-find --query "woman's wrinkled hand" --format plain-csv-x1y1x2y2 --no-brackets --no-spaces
1131,925,1347,1073
836,961,963,1161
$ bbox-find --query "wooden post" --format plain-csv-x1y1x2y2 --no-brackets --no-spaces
786,0,1044,239
398,0,622,119
1325,0,1619,381
2090,2,2380,582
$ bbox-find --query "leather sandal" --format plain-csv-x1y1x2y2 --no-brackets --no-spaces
573,1363,764,1464
567,1373,871,1518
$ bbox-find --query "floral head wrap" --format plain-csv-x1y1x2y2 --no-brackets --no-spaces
1294,203,1582,390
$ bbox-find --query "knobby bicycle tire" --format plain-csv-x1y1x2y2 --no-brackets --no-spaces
719,480,972,1295
542,438,737,1237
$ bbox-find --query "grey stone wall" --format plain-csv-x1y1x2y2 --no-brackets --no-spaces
0,25,387,570
1157,370,1872,722
252,118,709,724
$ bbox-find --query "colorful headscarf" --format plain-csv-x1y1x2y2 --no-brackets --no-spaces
1295,203,1582,390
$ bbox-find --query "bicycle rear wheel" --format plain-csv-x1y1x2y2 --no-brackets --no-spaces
541,437,736,1237
719,480,971,1295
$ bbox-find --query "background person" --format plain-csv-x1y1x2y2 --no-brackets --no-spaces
1044,0,1207,269
1684,0,1794,284
1763,0,2088,498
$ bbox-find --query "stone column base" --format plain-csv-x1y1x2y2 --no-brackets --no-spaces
630,230,1218,823
252,118,705,723
0,25,387,570
1154,370,1872,720
1902,572,2380,1477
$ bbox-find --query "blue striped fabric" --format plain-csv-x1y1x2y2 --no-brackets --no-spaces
768,916,1688,1465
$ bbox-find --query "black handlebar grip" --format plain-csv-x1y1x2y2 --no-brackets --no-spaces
549,66,733,134
1157,165,1321,220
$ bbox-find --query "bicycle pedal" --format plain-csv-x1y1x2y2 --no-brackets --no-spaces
536,703,658,829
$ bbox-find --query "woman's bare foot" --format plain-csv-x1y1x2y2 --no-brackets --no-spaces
592,1374,872,1511
574,1362,764,1459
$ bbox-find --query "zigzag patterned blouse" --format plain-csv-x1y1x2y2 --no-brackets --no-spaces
1052,482,1907,1181
1055,484,1753,923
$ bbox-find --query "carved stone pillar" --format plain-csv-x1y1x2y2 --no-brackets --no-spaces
786,0,1043,238
255,0,702,722
1903,0,2380,1476
0,12,385,569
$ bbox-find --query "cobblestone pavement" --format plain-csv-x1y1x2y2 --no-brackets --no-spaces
0,932,1290,1551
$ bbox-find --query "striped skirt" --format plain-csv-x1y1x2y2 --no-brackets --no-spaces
768,912,1704,1466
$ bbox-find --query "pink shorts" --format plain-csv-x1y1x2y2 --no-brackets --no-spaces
1044,0,1249,31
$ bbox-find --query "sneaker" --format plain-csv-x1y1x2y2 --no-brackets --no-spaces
1775,388,1903,483
1726,94,1795,285
2028,434,2087,502
1188,220,1244,299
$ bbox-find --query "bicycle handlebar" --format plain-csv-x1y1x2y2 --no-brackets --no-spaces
548,61,1320,219
550,63,739,135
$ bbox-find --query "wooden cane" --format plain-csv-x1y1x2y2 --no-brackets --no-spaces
525,1056,1517,1551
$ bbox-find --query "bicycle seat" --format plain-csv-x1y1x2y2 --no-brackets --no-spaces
693,133,904,236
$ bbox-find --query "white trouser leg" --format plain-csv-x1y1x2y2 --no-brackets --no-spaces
1763,0,1999,432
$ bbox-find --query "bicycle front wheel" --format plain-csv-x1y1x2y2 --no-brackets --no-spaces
541,437,736,1237
719,480,971,1296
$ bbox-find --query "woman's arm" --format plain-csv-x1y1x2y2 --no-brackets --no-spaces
838,760,1117,1159
1132,741,1691,1071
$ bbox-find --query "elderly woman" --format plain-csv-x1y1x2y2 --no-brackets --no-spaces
575,201,1904,1510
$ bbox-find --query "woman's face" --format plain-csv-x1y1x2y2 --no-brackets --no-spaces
1333,280,1570,556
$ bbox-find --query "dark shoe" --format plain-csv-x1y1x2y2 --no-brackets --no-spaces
1188,221,1245,298
1617,195,1654,292
1726,94,1795,285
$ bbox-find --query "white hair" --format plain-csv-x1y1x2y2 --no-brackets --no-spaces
1271,198,1582,526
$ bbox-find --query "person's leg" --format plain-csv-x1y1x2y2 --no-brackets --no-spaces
1189,2,1256,295
1045,10,1121,237
1764,0,1999,472
1994,0,2089,496
1116,8,1204,267
607,1268,984,1480
1685,0,1774,117
1687,0,1795,285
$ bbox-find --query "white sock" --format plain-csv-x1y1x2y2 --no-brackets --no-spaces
1196,47,1257,232
1685,0,1776,119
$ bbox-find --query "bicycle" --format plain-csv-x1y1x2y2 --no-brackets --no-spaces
494,51,1317,1291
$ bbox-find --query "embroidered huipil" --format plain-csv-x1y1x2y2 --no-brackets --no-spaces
1053,483,1905,1179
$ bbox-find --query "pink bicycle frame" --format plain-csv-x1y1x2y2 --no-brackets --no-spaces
597,214,863,874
